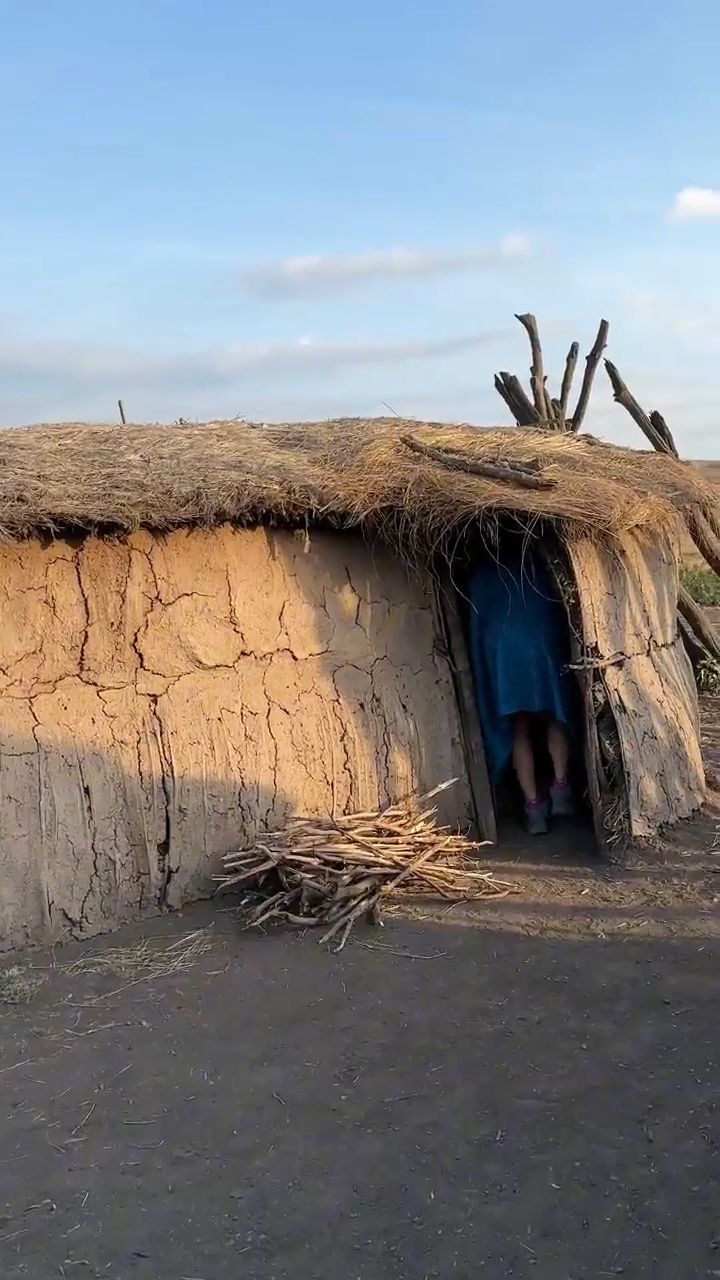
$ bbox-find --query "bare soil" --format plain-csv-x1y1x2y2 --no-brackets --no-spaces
0,907,718,1280
1,825,719,1279
0,708,717,1279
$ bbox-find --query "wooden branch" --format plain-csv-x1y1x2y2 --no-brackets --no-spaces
686,508,720,579
401,435,556,490
559,341,579,418
604,360,668,452
648,409,679,458
678,614,709,672
678,584,720,663
495,371,540,425
494,374,519,423
542,380,556,424
605,359,720,579
704,504,720,542
571,320,609,432
117,399,126,425
515,313,550,420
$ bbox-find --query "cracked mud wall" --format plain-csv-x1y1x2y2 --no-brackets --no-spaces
0,526,471,950
567,530,705,837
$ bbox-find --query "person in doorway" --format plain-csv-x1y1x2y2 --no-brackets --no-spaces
468,538,577,835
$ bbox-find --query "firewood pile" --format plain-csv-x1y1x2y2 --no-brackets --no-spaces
216,780,512,950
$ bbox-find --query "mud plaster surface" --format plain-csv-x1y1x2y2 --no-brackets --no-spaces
567,531,705,836
0,526,469,949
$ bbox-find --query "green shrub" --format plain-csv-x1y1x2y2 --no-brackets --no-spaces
680,565,720,606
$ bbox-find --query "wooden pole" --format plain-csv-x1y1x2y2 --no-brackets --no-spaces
495,371,540,426
559,341,580,420
605,359,720,581
604,361,667,452
685,509,720,580
118,399,126,425
678,585,720,663
515,313,553,421
494,316,607,433
570,320,609,432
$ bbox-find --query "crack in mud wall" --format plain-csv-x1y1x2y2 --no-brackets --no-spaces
0,527,470,949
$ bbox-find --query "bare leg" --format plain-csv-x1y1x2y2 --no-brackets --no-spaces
547,719,570,784
512,713,538,804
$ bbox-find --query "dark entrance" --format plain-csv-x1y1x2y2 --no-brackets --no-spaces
436,525,596,852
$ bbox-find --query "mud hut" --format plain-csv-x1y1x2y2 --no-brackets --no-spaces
0,417,714,950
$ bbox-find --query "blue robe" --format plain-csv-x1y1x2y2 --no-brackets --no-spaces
468,549,577,782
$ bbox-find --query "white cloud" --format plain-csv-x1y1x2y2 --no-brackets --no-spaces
0,329,504,423
239,234,530,296
668,186,720,222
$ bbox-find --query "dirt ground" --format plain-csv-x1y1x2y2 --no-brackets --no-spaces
0,702,718,1280
1,886,719,1277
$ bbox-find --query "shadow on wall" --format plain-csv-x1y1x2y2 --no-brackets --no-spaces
0,753,290,951
0,524,471,951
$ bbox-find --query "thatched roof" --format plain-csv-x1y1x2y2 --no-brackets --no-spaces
0,417,715,546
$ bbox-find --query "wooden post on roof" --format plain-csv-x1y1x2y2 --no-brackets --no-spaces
494,314,609,433
559,341,580,419
493,310,719,670
570,320,609,433
604,359,720,578
515,313,556,423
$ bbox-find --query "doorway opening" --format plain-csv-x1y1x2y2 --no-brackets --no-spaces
440,522,597,857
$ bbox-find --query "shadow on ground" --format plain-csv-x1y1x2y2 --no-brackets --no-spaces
0,901,718,1280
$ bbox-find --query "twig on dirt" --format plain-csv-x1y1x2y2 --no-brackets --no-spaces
70,1103,96,1137
25,1199,57,1215
61,927,214,1005
52,1022,123,1041
353,941,449,959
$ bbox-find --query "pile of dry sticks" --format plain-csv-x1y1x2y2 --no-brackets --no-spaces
217,780,512,950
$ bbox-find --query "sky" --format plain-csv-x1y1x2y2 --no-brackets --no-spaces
1,0,720,455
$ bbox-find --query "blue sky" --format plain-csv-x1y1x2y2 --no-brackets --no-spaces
1,0,719,453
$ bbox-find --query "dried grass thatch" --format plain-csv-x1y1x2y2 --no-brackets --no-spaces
0,416,715,545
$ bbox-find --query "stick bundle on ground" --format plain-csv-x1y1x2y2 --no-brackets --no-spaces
217,781,512,949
